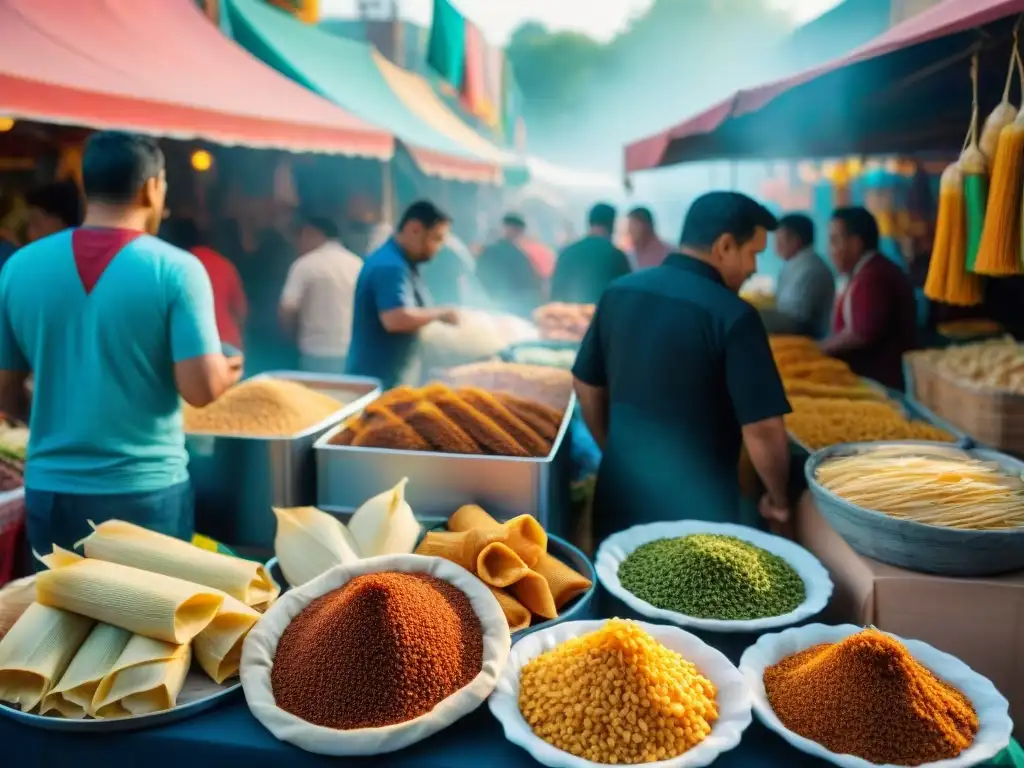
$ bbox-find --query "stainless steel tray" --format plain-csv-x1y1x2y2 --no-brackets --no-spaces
187,371,381,550
0,668,239,733
313,394,575,536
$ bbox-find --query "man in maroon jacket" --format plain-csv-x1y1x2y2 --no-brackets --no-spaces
821,206,917,390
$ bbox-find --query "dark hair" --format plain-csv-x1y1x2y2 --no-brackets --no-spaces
301,215,340,240
679,191,777,249
777,213,814,248
831,206,880,251
627,206,654,228
24,181,83,228
398,200,451,231
81,131,165,205
502,212,526,229
159,217,202,251
588,203,616,232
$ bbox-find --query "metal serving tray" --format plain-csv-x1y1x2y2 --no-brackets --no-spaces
313,394,576,536
187,371,382,550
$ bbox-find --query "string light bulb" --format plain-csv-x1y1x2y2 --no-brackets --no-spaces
191,149,213,172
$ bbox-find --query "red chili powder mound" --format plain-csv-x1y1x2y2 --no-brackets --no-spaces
763,628,978,765
271,572,484,729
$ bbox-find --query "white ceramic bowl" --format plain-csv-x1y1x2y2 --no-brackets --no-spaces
241,554,510,756
488,619,752,768
596,521,833,633
739,623,1012,768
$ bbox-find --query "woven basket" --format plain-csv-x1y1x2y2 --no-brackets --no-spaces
806,441,1024,577
904,353,1024,456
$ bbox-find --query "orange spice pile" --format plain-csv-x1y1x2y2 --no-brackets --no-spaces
764,628,978,765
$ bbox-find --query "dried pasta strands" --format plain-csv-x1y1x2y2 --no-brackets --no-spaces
816,448,1024,530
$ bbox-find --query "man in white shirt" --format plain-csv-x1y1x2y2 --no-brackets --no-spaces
279,216,363,374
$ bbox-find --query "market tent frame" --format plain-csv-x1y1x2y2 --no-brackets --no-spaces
225,0,503,184
625,0,1024,171
0,0,393,158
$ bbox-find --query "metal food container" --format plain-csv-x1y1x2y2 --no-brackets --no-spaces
187,372,382,550
314,394,576,536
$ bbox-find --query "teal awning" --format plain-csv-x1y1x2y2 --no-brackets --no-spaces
224,0,501,183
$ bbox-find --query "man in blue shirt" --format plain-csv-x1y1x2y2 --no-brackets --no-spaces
0,131,241,559
573,192,793,543
347,201,459,388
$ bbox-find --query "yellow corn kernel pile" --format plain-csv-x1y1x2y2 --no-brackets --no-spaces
518,619,718,764
786,396,954,450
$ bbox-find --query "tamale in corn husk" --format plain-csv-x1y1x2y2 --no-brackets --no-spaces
91,634,190,718
193,594,260,684
0,603,94,711
80,519,279,610
35,547,223,644
41,623,131,718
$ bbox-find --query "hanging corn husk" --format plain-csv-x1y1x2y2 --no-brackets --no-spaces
924,162,961,302
979,37,1021,161
975,40,1024,277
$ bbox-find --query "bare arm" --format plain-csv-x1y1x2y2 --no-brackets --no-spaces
174,354,242,408
573,377,609,450
379,306,456,334
742,416,790,507
819,327,866,355
0,370,29,422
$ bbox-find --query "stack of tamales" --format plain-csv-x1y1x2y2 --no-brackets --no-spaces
0,521,278,719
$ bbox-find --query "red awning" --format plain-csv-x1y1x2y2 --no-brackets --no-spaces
626,0,1024,171
0,0,393,158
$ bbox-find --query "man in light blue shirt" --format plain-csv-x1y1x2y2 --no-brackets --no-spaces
761,214,836,339
0,131,241,560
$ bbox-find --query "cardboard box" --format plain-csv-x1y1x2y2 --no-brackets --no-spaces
797,492,1024,735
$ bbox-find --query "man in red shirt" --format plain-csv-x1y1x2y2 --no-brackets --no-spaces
161,218,247,349
821,207,917,390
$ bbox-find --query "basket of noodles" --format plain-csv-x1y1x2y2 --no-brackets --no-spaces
739,623,1012,768
806,441,1024,576
240,555,510,756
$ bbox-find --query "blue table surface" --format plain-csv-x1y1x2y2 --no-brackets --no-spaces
2,594,1011,767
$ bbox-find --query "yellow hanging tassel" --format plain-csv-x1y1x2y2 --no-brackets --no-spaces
976,33,1024,277
924,162,960,303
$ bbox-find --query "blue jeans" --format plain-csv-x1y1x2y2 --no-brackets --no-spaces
26,480,195,571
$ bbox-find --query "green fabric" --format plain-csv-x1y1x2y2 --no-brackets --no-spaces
427,0,466,89
989,740,1024,767
224,0,482,165
965,172,988,272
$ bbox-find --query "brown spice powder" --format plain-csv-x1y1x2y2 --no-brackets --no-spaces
271,572,484,730
763,628,979,765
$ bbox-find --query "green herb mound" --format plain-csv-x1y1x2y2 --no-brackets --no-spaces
617,533,806,620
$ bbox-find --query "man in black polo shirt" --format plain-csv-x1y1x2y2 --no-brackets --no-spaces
572,191,793,542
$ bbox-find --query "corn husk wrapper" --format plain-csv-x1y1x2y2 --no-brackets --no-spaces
91,635,191,718
347,477,420,558
41,623,132,719
272,506,360,588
